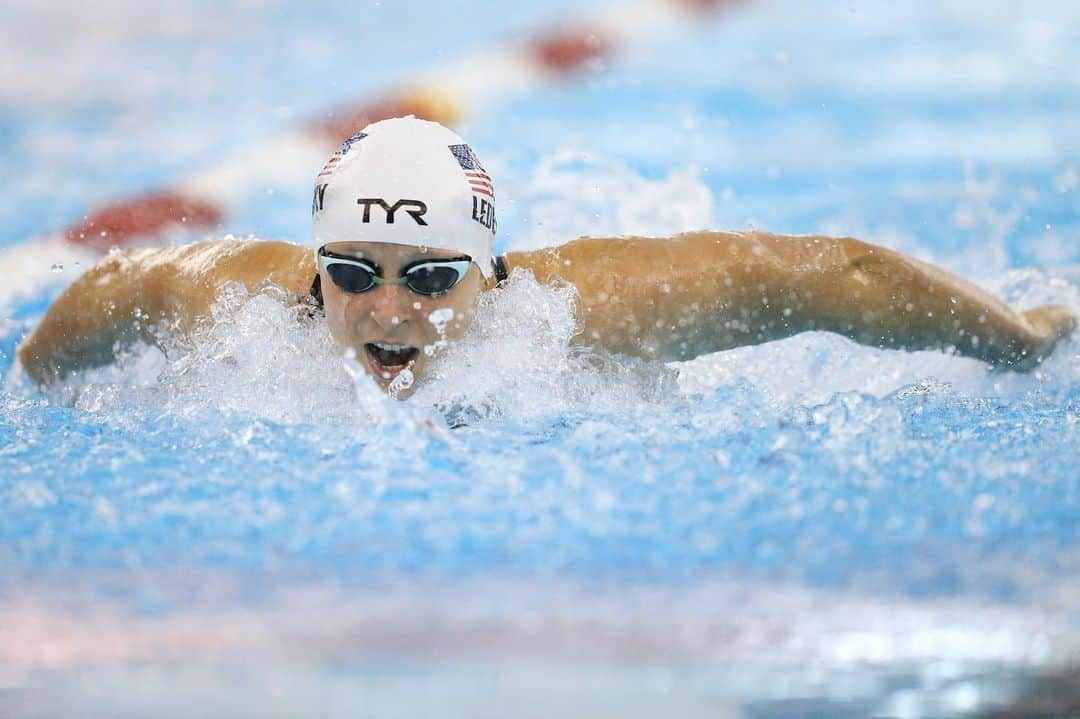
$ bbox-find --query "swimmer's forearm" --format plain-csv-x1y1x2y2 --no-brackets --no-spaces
773,237,1076,367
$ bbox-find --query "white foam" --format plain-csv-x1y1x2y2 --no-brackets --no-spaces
40,281,359,426
28,268,668,430
411,269,675,422
507,149,714,251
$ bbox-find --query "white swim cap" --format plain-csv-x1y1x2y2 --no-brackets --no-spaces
312,116,497,277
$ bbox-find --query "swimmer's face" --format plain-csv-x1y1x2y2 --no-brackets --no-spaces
318,241,484,399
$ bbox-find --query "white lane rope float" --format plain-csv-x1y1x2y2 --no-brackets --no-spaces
1,0,741,308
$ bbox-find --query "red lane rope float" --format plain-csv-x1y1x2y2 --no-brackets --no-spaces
64,191,223,250
530,28,610,74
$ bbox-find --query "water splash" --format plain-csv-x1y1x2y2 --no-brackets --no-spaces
426,307,454,335
509,149,714,251
38,282,359,426
21,268,673,434
411,269,676,423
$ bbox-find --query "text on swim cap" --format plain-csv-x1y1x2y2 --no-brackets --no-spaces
471,196,497,234
355,198,429,226
312,183,328,215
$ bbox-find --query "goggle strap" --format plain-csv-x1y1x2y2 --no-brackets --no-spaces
492,254,509,284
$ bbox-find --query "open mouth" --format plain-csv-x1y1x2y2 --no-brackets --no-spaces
364,342,419,379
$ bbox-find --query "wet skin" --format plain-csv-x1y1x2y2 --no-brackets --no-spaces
317,242,484,398
17,232,1077,391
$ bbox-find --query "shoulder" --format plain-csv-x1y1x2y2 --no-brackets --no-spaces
165,239,315,295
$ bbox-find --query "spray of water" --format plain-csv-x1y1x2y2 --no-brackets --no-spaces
38,281,365,426
26,265,672,432
411,269,676,424
506,149,715,251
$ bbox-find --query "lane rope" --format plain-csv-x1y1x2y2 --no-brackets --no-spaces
1,0,740,307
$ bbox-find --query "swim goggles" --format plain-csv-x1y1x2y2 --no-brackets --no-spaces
317,246,472,297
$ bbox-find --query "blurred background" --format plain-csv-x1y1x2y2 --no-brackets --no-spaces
4,0,1076,265
1,1,1078,717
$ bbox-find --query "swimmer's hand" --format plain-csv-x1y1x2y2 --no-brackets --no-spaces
1014,304,1077,370
508,231,1075,371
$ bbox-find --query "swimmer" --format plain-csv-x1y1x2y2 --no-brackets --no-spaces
17,117,1076,398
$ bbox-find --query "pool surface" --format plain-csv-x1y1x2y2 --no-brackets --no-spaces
1,0,1078,716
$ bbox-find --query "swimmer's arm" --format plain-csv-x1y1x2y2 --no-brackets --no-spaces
17,248,174,385
507,231,1075,368
17,240,314,385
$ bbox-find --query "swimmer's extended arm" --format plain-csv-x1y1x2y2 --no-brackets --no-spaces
18,240,314,385
507,231,1075,368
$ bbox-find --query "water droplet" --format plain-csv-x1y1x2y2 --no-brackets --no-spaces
388,367,414,399
428,307,455,335
50,263,64,273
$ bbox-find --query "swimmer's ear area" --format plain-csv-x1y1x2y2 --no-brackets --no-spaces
996,304,1077,372
485,254,510,291
305,273,325,318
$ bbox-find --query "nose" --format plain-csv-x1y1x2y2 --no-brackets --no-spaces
368,284,411,330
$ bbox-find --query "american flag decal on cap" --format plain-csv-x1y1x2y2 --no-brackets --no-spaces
449,143,494,199
318,131,368,178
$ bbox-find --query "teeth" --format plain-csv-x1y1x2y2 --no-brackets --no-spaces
366,342,418,371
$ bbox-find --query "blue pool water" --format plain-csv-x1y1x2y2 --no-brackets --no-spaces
1,0,1078,715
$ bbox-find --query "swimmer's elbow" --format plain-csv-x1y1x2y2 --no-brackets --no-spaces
16,250,164,388
15,340,46,386
17,328,73,388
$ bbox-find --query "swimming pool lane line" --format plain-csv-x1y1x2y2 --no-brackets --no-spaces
0,0,744,309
